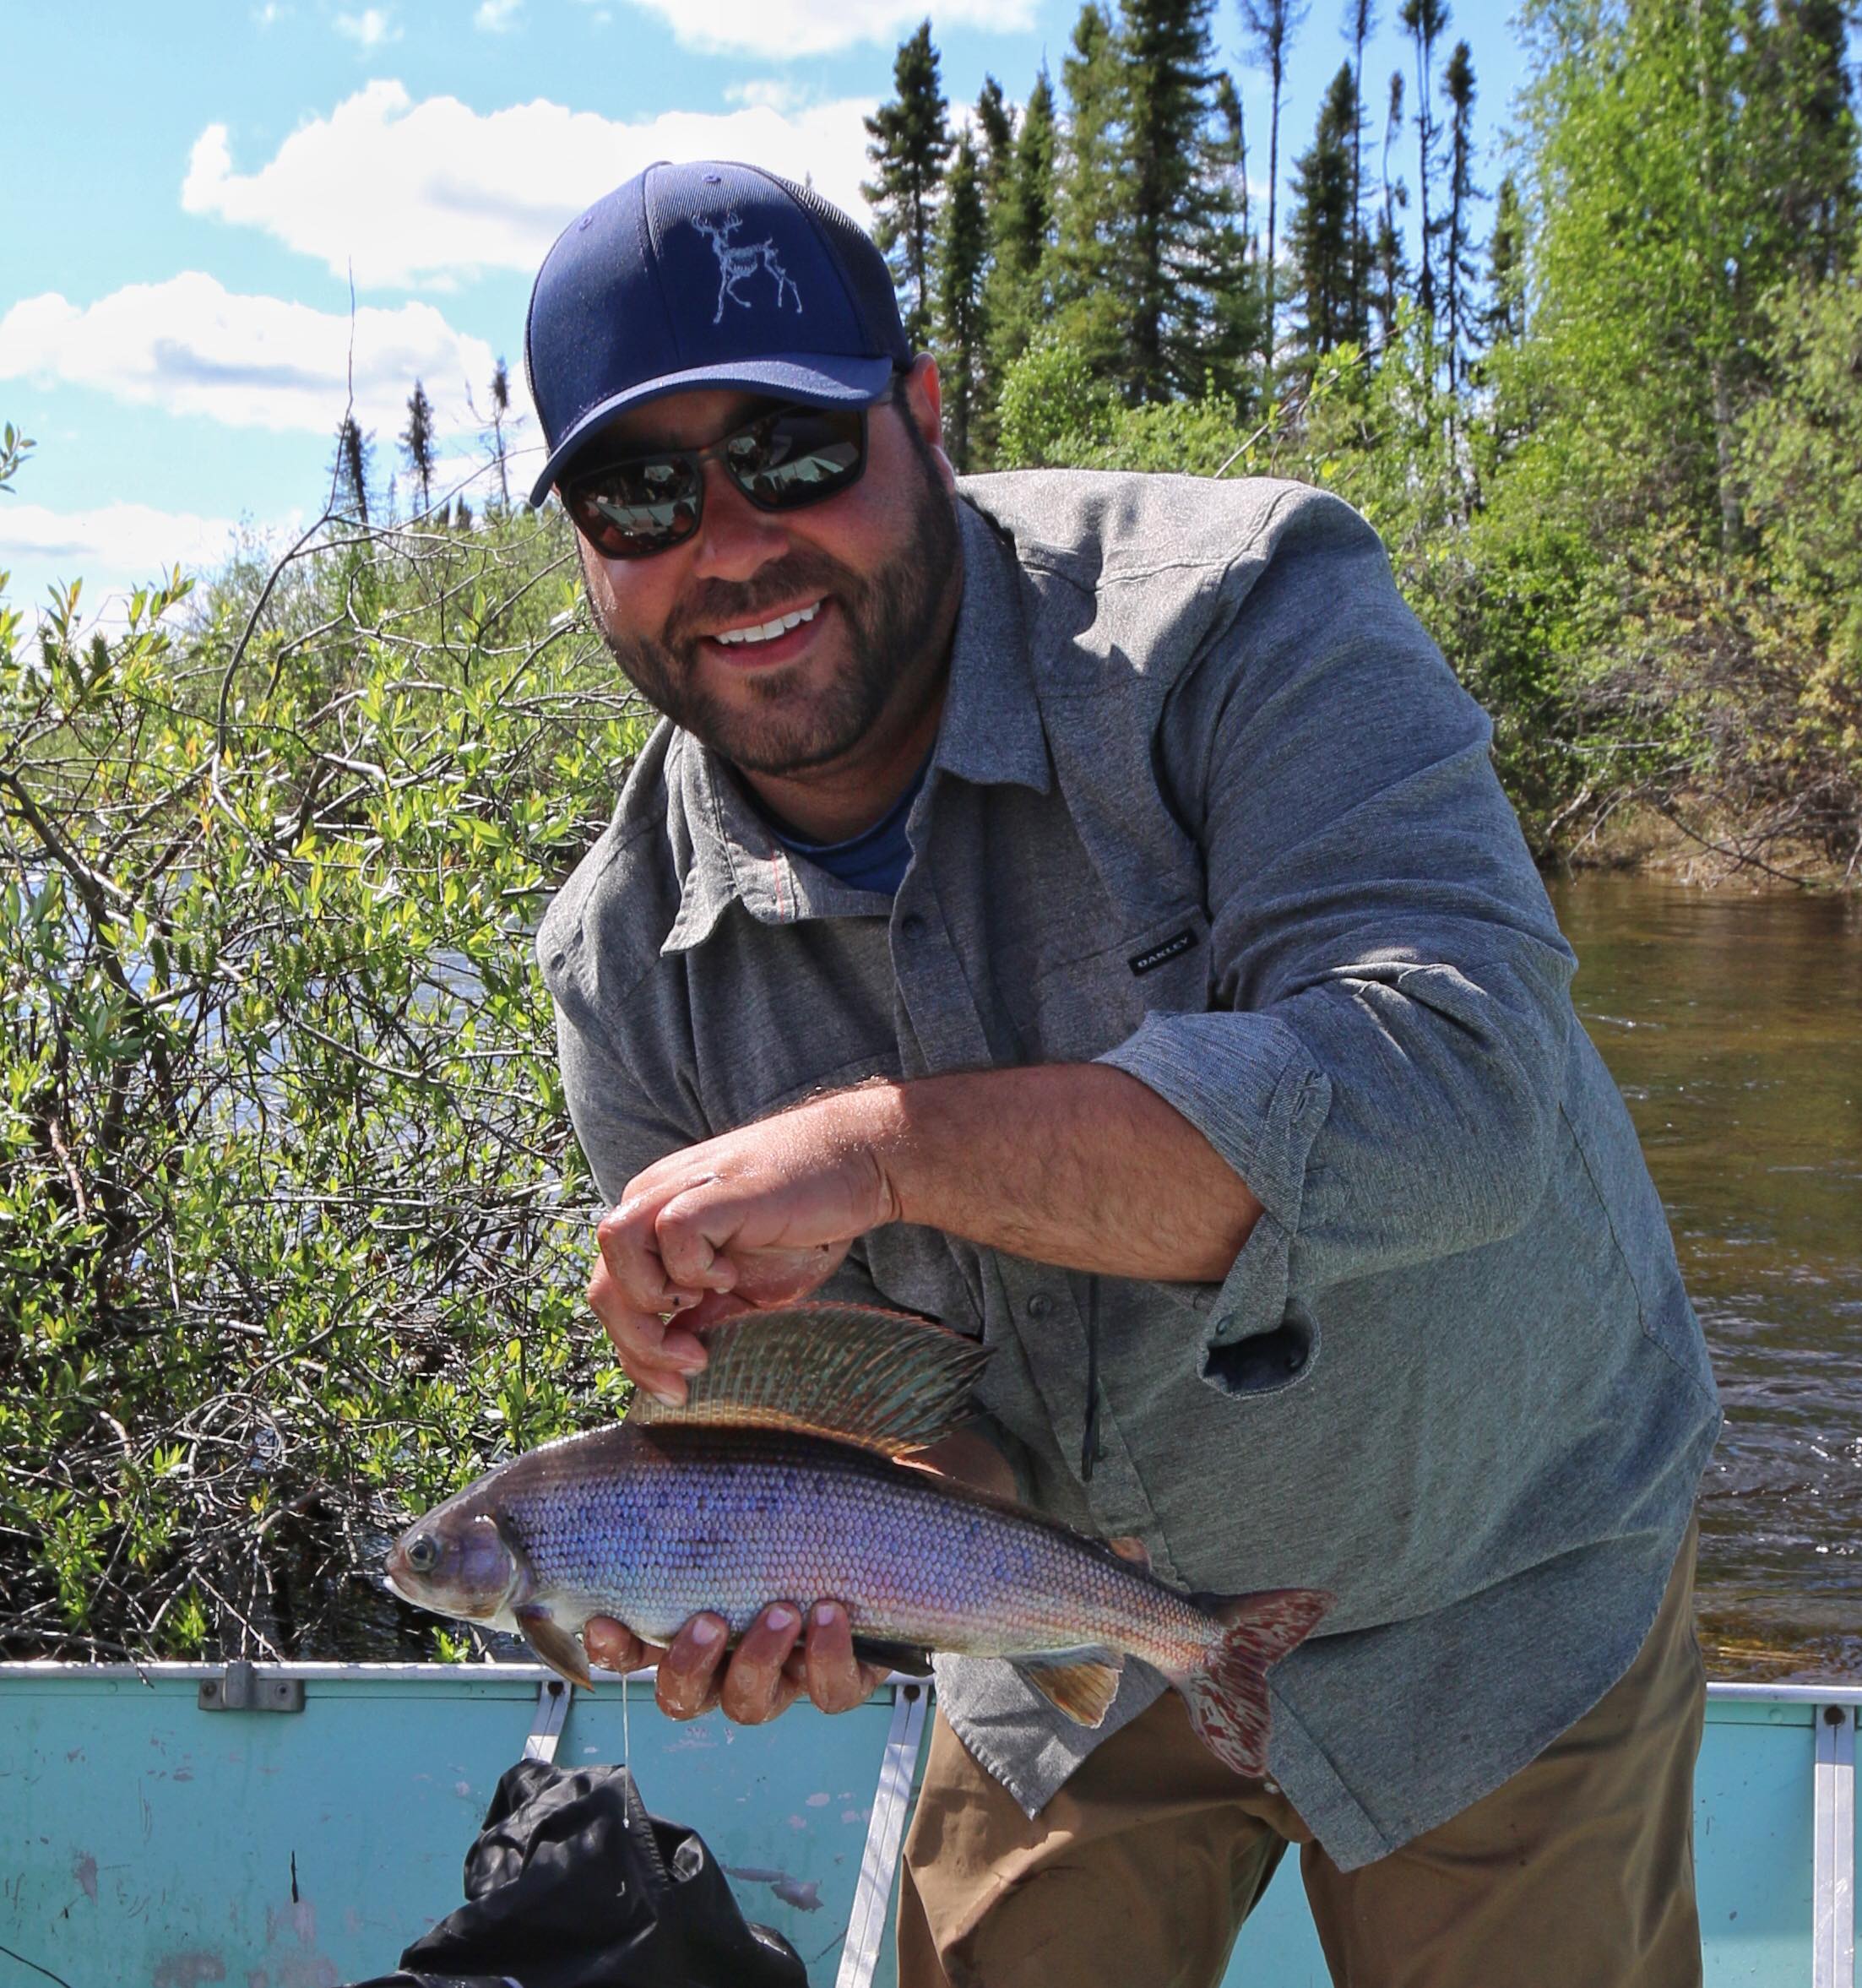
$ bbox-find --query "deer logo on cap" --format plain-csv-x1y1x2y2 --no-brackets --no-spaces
692,209,804,327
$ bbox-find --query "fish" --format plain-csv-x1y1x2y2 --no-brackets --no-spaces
384,1303,1331,1779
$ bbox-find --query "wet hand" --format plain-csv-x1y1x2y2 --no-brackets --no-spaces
589,1090,903,1403
585,1603,887,1723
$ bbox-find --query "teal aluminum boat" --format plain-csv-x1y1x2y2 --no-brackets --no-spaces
0,1665,1854,1987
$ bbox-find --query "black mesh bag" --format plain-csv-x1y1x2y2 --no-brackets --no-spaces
344,1757,806,1988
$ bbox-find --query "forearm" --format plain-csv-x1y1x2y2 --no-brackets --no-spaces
848,1062,1262,1284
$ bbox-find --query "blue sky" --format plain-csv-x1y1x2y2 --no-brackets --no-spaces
0,0,1530,622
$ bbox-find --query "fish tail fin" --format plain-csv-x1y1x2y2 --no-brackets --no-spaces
1175,1588,1332,1779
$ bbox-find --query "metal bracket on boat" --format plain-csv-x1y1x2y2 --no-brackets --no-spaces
198,1661,304,1714
523,1676,571,1765
1815,1701,1854,1988
837,1679,931,1988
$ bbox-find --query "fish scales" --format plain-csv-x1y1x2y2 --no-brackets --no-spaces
483,1422,1216,1668
385,1306,1332,1774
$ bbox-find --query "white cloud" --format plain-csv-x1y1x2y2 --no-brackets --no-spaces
181,81,879,288
625,0,1032,57
335,8,399,46
724,79,808,113
474,0,522,26
0,274,508,443
0,500,257,629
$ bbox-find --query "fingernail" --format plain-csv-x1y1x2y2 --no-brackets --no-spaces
648,1382,683,1407
765,1605,797,1632
814,1602,840,1629
690,1616,721,1648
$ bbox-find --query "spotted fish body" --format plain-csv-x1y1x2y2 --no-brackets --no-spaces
386,1306,1330,1774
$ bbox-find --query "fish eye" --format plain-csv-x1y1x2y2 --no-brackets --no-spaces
405,1534,440,1573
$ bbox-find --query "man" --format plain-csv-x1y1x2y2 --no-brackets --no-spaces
524,160,1721,1987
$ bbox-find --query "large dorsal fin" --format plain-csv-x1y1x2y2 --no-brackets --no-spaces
624,1303,991,1457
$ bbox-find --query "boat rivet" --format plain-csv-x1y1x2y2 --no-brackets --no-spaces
904,1683,921,1703
549,1679,563,1698
1824,1705,1845,1726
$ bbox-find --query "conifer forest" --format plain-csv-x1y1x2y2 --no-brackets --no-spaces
0,1,1858,1666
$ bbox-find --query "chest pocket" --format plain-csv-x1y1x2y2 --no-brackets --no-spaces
1010,905,1213,1065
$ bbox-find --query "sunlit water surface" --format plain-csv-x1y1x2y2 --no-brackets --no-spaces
1550,876,1862,1681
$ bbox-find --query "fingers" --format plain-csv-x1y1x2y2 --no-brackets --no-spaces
583,1615,665,1676
803,1601,886,1714
650,1604,878,1725
587,1234,706,1406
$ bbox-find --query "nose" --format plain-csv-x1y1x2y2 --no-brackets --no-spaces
688,457,790,584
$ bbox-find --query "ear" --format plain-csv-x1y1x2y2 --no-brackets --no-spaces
899,355,956,492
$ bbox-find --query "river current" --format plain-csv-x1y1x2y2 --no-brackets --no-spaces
1550,876,1862,1681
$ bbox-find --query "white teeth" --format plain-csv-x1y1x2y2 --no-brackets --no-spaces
715,601,821,647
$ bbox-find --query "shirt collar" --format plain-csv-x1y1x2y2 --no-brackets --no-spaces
662,492,1050,955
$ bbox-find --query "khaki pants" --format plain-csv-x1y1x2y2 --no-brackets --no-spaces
898,1526,1704,1988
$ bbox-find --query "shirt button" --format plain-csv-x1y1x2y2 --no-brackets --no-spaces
898,913,926,939
1026,1293,1053,1320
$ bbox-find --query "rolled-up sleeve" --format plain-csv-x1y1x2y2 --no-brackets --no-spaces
1097,487,1575,1343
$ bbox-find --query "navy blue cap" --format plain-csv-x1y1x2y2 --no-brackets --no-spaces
524,160,912,505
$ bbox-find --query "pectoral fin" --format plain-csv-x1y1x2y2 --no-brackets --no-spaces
1010,1647,1125,1726
516,1603,594,1690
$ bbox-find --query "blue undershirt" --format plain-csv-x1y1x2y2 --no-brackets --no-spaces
763,757,930,897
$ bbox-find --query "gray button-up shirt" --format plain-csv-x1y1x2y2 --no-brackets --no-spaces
538,471,1721,1871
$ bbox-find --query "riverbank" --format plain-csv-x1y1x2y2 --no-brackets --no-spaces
1549,797,1862,893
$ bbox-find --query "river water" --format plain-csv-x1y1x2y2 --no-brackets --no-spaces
1550,876,1862,1682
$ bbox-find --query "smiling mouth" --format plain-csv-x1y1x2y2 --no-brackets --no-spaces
710,600,823,649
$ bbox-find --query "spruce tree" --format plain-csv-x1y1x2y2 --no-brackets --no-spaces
982,67,1058,416
937,129,990,470
1372,69,1409,347
1287,61,1367,357
1343,0,1378,336
1484,171,1526,348
1398,0,1449,323
331,414,372,525
863,21,955,346
487,359,512,512
1237,0,1311,373
1121,0,1237,401
401,381,436,517
1438,39,1482,395
1052,4,1131,379
974,75,1017,210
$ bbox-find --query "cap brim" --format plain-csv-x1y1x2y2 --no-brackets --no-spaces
528,353,895,507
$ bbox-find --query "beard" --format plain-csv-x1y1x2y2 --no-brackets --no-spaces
589,447,963,779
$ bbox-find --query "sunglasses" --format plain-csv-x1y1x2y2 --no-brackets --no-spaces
559,401,870,560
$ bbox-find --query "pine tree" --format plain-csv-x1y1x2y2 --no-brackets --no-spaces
401,381,436,517
1051,4,1131,379
1767,0,1859,280
1399,0,1449,323
1438,39,1482,394
982,67,1058,415
1287,61,1368,357
1372,69,1410,346
1121,0,1238,401
1484,171,1526,348
1343,0,1378,336
938,129,990,470
1237,0,1311,373
331,414,372,525
863,21,955,346
974,75,1017,210
487,359,512,512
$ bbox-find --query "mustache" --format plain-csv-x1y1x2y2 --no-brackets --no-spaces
665,551,860,647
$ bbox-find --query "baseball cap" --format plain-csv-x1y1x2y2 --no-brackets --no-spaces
524,160,912,506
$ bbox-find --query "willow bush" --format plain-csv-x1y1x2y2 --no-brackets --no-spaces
0,492,649,1661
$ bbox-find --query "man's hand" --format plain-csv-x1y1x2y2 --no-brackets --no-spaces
589,1089,901,1404
585,1602,888,1723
